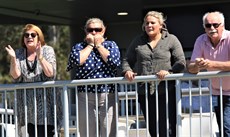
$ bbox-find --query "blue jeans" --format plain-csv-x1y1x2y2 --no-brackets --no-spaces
214,95,230,137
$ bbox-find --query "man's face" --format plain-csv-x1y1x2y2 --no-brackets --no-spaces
204,13,224,41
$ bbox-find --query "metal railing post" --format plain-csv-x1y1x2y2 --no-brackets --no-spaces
63,85,69,137
176,79,182,137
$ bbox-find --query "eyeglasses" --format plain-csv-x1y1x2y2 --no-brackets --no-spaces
205,23,221,29
24,33,37,38
86,28,102,33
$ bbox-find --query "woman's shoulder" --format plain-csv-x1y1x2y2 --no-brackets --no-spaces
130,33,148,44
42,44,54,50
164,33,182,43
166,32,178,39
104,40,117,45
42,44,55,51
72,42,86,48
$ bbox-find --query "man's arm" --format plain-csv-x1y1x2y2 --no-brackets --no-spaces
188,58,230,74
207,60,230,71
187,61,200,74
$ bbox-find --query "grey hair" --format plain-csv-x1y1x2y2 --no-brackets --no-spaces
84,18,105,30
142,11,166,31
202,11,225,28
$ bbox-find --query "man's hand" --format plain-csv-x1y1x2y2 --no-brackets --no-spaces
195,58,210,70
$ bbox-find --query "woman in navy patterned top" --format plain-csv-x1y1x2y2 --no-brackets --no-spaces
66,18,120,137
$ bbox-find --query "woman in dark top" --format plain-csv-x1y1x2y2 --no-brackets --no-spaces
122,11,186,137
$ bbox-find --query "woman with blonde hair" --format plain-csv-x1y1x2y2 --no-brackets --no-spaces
122,11,186,136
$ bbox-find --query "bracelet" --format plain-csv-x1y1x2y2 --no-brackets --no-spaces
88,44,94,48
38,56,44,62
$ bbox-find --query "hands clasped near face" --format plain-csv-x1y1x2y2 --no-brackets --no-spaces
85,33,105,46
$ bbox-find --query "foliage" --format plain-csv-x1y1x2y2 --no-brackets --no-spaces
0,25,70,83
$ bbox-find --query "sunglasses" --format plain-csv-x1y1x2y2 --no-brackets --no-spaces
205,23,221,29
24,33,37,38
86,28,102,33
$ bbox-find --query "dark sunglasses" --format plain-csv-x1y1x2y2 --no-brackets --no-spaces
205,23,221,29
24,33,37,38
86,28,102,33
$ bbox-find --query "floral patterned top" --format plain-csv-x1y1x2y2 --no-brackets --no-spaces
13,45,62,136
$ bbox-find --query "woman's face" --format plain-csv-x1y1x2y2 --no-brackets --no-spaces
144,15,162,37
86,22,105,36
23,29,39,50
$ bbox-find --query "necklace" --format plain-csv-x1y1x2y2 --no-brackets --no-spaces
26,49,37,73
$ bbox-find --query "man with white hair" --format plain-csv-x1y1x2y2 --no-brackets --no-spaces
188,11,230,137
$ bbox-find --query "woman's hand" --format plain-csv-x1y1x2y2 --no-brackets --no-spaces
5,45,16,58
156,70,170,80
85,34,94,46
94,34,105,46
36,41,43,59
5,45,21,79
125,71,137,82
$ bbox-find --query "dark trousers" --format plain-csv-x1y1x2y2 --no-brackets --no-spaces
214,95,230,137
138,82,176,137
28,123,54,137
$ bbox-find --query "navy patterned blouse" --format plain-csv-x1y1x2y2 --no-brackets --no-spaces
67,40,121,93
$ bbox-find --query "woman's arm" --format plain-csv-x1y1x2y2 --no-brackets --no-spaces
39,46,56,78
5,45,21,79
10,56,21,79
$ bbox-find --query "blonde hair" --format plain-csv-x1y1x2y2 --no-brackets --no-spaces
142,11,166,31
21,24,45,48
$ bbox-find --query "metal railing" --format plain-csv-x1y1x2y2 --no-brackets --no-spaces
0,71,229,137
